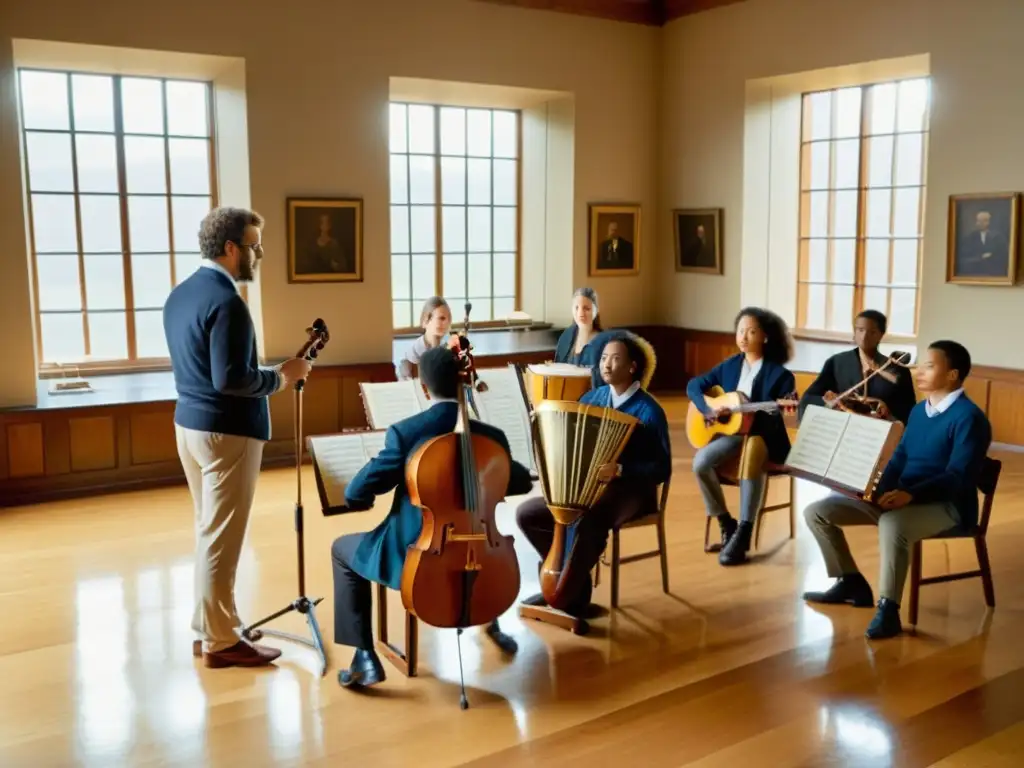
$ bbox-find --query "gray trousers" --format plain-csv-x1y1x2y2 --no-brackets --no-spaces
803,495,959,603
692,435,765,524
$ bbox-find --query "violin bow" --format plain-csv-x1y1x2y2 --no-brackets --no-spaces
827,351,913,409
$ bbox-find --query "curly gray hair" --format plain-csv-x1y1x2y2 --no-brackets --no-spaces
198,206,264,260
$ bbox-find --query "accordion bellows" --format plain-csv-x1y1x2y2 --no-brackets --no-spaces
530,400,639,526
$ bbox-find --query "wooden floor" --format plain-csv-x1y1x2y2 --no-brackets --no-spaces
2,396,1024,767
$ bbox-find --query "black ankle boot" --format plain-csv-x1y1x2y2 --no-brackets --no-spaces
486,619,518,655
865,598,902,639
718,520,753,566
707,513,738,553
338,648,386,689
803,573,874,607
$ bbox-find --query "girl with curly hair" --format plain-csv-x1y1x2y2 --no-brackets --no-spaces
686,307,796,566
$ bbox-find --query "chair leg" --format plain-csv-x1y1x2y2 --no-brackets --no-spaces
975,536,996,608
610,530,621,609
657,519,670,594
908,541,922,626
594,558,601,587
753,513,764,550
787,477,796,540
703,516,712,552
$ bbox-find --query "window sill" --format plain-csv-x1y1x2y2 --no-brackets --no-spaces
392,320,553,338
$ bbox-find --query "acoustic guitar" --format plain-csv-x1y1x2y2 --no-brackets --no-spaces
686,385,799,449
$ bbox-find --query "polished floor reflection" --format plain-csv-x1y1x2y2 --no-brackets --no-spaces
2,399,1023,766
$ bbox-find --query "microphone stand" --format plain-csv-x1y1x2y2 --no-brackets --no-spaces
241,322,329,677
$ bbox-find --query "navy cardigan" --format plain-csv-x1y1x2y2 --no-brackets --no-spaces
686,354,796,464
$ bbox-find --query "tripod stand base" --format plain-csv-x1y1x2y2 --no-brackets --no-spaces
242,596,329,677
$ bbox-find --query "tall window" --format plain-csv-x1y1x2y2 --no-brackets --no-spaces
18,68,215,370
388,102,520,329
797,78,930,338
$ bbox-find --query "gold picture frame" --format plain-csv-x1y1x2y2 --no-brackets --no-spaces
946,192,1019,285
673,208,723,274
287,197,363,283
588,203,640,276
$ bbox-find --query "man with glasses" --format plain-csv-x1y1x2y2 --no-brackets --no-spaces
164,207,311,668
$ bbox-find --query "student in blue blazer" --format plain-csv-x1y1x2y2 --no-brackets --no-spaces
687,307,796,566
330,346,534,689
553,287,604,367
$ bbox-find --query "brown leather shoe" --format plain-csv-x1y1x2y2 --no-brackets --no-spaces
193,630,263,657
203,640,281,669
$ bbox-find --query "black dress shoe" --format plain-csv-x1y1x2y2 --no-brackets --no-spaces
707,514,738,553
486,619,519,655
802,573,874,607
338,648,386,689
865,598,902,639
718,520,753,566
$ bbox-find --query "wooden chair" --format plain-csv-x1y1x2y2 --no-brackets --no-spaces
375,583,418,677
702,464,795,552
907,456,1001,627
595,479,671,609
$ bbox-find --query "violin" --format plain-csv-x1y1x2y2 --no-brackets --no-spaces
447,303,489,398
825,350,911,419
401,303,520,707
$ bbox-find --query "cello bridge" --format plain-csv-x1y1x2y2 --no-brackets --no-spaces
446,533,487,542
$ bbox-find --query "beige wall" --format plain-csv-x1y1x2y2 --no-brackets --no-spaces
659,0,1024,368
0,0,660,407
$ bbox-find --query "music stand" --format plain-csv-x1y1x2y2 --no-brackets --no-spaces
241,323,329,677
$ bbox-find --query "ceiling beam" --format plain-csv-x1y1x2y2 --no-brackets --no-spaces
663,0,747,23
475,0,748,26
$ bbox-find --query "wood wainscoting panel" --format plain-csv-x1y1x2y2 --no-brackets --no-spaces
793,371,816,397
68,416,117,472
43,418,71,476
129,410,179,466
988,380,1024,446
6,422,45,479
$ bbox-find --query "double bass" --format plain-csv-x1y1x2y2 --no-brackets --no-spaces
401,303,520,709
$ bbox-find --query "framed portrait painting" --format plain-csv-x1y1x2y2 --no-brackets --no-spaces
673,208,722,274
287,197,363,283
588,203,640,276
946,193,1019,285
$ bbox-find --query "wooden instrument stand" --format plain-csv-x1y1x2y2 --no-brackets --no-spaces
518,603,588,635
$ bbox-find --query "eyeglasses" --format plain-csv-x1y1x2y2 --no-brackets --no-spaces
233,240,264,257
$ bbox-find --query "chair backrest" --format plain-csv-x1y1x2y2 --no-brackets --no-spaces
976,456,1001,535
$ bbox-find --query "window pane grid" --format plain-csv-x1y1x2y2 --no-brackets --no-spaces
18,68,215,366
389,101,519,328
797,78,928,338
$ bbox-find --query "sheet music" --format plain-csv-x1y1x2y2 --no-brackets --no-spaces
823,413,894,491
360,380,425,429
307,431,387,509
475,367,535,472
412,378,432,411
785,405,849,478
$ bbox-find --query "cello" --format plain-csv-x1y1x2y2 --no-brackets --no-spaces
401,303,520,710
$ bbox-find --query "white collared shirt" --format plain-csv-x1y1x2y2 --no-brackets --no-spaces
736,357,763,398
925,388,964,418
609,381,641,409
201,260,241,295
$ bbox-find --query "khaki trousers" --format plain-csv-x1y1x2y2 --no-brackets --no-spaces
803,494,959,603
175,425,265,653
